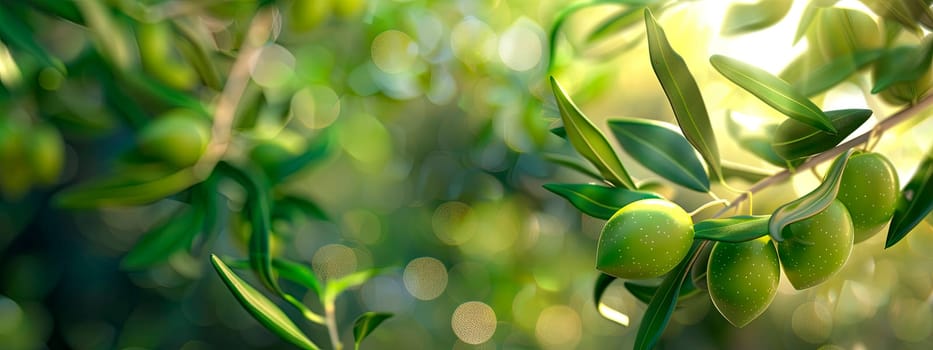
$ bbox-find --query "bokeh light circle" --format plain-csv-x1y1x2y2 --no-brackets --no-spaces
451,301,496,345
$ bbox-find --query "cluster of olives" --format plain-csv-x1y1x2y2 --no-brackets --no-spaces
596,152,899,327
0,118,65,200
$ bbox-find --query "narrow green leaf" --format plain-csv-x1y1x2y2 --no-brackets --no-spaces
273,259,324,297
550,126,567,139
768,150,854,241
645,9,722,179
721,0,793,35
608,118,710,192
794,0,840,43
542,153,604,181
720,161,772,183
75,0,134,71
353,312,393,350
710,55,837,134
122,207,203,269
210,255,320,350
859,0,920,32
904,0,933,30
274,195,331,222
0,3,65,71
547,0,659,71
586,5,647,43
55,169,198,208
272,129,336,183
215,162,279,294
871,38,933,94
725,112,797,168
549,77,636,189
323,269,384,304
120,72,209,115
772,109,872,160
544,183,661,219
887,149,933,248
173,21,223,90
593,273,617,308
593,273,632,326
791,50,884,97
634,241,699,350
694,215,770,242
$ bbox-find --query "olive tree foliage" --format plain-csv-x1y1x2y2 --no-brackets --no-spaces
545,0,933,348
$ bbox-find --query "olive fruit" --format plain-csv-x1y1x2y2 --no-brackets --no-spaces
334,0,366,18
137,110,210,168
836,152,899,242
596,199,694,279
708,237,780,328
290,0,332,32
809,8,881,60
28,124,65,186
0,118,30,199
777,199,854,290
137,21,197,90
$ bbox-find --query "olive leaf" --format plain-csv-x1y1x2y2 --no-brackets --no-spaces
645,9,722,180
322,269,385,304
721,0,793,35
273,195,331,222
858,0,920,32
793,0,839,43
624,279,701,305
543,183,661,219
871,37,933,94
593,273,630,326
791,50,884,97
121,206,204,269
173,21,223,90
725,112,797,168
768,149,854,241
256,129,336,183
904,0,933,30
720,161,772,183
587,2,661,43
271,259,324,297
772,109,872,161
353,312,393,350
634,241,700,350
694,215,770,242
0,3,65,71
550,77,636,189
55,169,199,208
210,255,320,350
75,0,134,71
886,149,933,248
608,118,710,192
550,126,567,139
542,153,604,181
215,162,280,294
710,55,837,134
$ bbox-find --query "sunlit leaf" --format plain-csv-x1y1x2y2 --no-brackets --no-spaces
353,312,393,350
790,50,883,97
768,150,854,241
710,55,837,134
720,161,772,183
634,241,699,350
772,109,872,160
547,0,659,71
210,255,320,350
887,148,933,248
593,273,630,326
694,215,770,242
645,9,722,179
121,206,203,269
549,77,636,189
794,0,839,43
859,0,920,32
871,37,933,94
542,153,604,181
904,0,933,30
322,269,385,304
586,5,647,43
55,169,199,208
721,0,793,35
609,118,710,192
543,183,661,219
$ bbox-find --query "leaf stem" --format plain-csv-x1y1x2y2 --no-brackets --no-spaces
325,301,343,350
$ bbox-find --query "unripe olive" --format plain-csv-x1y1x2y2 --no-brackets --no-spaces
28,124,65,186
708,237,780,328
809,8,881,60
596,199,694,279
876,67,933,106
777,200,854,290
290,0,332,32
334,0,366,19
137,21,197,90
0,118,31,199
836,152,899,242
137,110,210,168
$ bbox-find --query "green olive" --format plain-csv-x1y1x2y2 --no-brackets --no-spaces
0,118,31,199
708,237,780,328
876,68,933,106
137,21,197,90
596,199,694,279
777,199,854,290
290,0,332,32
809,8,881,60
137,110,210,168
836,152,899,242
334,0,366,18
28,124,65,186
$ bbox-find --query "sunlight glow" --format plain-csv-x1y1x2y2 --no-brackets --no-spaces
597,302,631,327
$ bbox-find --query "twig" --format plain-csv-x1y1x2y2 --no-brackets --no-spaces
193,7,275,179
325,301,343,350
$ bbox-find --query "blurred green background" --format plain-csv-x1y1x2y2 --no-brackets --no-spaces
1,0,933,349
